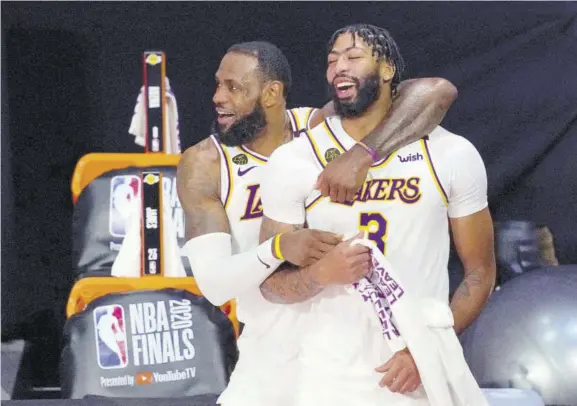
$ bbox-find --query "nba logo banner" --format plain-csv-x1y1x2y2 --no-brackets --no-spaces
93,305,129,369
109,175,141,237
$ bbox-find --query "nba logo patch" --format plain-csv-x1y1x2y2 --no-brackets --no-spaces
93,305,129,369
109,175,141,237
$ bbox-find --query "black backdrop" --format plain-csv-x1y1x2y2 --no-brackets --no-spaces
2,2,577,335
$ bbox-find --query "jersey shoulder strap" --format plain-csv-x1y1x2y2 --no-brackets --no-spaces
288,107,317,136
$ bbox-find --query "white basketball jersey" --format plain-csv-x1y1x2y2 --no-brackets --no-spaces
258,113,487,404
298,116,454,396
304,116,451,301
211,107,317,406
209,107,315,335
211,107,316,256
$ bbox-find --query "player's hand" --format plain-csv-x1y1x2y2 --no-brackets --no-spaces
280,229,342,267
313,233,372,285
375,348,421,394
315,144,373,203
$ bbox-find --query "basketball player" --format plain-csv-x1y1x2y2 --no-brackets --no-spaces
178,41,459,406
258,24,496,406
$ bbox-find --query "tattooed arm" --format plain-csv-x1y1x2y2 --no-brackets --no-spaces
258,143,371,305
442,135,496,335
310,77,457,148
352,77,457,157
312,77,458,203
258,219,324,304
177,138,229,240
177,138,341,306
450,208,496,335
177,138,284,306
258,217,370,304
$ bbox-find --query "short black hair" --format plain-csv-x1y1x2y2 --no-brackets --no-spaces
227,41,292,98
328,24,405,92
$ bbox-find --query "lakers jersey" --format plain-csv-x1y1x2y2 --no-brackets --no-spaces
210,106,315,322
259,115,488,402
209,106,315,344
304,116,452,300
212,107,318,406
210,107,315,255
307,116,453,384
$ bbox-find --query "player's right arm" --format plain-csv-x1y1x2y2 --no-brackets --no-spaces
259,219,370,304
177,138,340,306
311,78,458,203
258,144,371,304
178,138,285,306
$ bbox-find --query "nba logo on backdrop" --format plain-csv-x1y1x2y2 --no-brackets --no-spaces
93,305,129,369
109,175,141,237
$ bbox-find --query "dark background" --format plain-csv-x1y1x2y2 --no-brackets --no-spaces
2,1,577,336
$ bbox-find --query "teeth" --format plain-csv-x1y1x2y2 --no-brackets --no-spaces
336,82,355,89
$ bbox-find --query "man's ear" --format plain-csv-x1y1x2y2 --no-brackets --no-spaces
380,61,395,83
262,80,284,108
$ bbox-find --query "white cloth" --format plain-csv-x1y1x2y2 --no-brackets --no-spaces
129,77,181,154
351,238,489,406
111,198,186,277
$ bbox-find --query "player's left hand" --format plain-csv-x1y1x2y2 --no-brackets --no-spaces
375,347,421,394
315,144,374,203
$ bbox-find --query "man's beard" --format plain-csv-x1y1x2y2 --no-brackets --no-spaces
329,72,381,118
211,102,267,147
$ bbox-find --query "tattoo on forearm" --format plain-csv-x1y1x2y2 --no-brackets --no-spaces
451,267,494,334
259,219,318,303
260,218,278,242
260,262,322,304
453,268,484,299
364,79,454,157
260,217,303,242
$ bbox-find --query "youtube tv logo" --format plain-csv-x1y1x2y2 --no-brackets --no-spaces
136,372,153,385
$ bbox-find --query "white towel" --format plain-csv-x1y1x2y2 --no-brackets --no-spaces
129,77,181,154
351,238,489,406
111,198,186,278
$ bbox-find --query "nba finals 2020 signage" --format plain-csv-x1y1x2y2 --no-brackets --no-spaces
93,298,196,388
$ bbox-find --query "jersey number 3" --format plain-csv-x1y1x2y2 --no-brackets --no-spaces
359,212,388,254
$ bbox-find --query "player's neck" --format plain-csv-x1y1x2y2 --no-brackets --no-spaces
245,110,291,157
341,94,392,142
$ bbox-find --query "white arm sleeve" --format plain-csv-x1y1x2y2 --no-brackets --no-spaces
184,233,283,306
260,142,317,224
446,137,488,218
